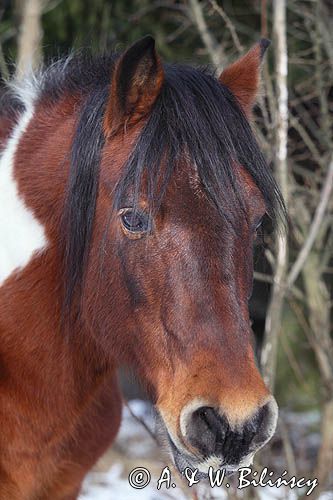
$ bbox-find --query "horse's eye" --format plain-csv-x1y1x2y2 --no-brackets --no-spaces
253,217,264,245
254,217,263,232
120,209,150,234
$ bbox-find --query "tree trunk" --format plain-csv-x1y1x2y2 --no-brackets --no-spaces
302,253,333,495
261,0,289,392
16,0,43,79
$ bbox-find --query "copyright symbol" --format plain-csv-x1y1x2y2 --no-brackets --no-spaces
128,467,151,489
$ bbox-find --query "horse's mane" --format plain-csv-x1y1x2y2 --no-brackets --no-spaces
6,50,285,315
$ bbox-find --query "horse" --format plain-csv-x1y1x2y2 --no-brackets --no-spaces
0,36,284,499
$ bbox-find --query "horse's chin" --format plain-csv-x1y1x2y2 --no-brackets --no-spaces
166,431,240,480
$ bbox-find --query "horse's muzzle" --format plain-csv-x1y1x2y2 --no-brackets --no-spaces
161,396,278,478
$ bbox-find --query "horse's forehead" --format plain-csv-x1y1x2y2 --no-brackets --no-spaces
162,160,266,221
235,163,267,215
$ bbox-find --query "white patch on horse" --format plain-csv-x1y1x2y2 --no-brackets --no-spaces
0,97,47,287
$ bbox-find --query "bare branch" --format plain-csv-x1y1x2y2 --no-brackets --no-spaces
188,0,225,71
287,155,333,288
289,115,324,167
279,418,297,478
261,0,268,38
208,0,243,54
124,400,161,446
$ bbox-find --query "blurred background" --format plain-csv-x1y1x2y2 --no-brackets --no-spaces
0,0,332,498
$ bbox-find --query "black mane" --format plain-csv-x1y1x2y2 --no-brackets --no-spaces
25,51,284,315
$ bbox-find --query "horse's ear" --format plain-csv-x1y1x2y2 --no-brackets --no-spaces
104,36,164,136
219,39,270,116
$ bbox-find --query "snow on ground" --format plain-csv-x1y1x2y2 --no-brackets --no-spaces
79,400,332,500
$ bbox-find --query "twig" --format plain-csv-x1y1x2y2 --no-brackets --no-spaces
279,418,297,478
287,154,333,288
208,0,243,54
289,115,323,167
253,271,272,284
124,400,161,446
188,0,225,71
280,329,312,395
261,0,268,38
165,19,191,44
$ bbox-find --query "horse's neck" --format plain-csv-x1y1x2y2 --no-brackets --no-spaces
0,96,75,287
0,102,47,289
0,97,104,400
0,249,108,413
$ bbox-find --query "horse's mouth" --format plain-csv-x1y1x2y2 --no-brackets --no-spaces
166,431,240,479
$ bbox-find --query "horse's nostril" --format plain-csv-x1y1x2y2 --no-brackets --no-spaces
186,406,228,457
250,399,278,447
184,399,278,463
